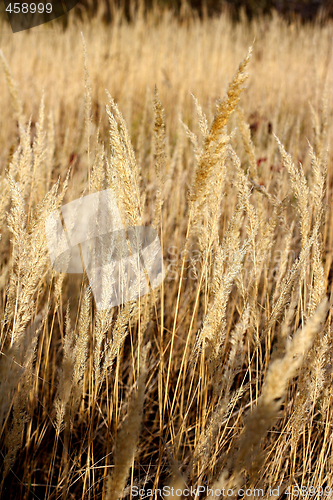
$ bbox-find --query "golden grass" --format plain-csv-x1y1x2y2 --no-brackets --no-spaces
0,4,333,500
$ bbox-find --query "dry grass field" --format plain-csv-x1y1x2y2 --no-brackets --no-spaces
0,3,333,499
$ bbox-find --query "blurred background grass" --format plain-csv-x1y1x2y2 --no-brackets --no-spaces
1,0,333,26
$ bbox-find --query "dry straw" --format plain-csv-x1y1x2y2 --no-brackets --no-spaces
0,8,332,499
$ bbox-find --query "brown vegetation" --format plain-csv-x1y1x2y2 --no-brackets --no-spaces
0,4,333,499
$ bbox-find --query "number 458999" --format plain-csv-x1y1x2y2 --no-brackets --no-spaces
285,485,332,496
6,3,53,14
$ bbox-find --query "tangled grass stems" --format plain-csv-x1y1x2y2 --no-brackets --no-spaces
0,8,332,499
